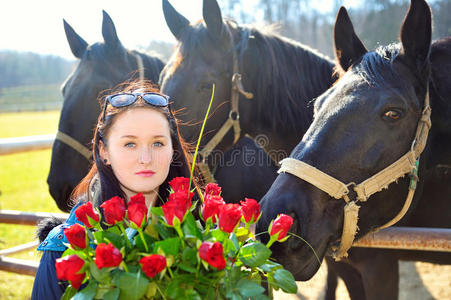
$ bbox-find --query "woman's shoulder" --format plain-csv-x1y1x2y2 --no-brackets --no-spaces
37,201,85,252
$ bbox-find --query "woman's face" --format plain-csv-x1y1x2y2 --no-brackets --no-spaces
100,107,173,200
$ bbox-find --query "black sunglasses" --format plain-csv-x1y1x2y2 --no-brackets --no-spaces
101,92,170,121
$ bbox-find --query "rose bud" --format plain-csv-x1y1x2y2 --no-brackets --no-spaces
55,254,86,289
199,242,226,270
240,198,261,224
270,214,293,240
162,190,193,226
75,202,99,228
218,204,242,233
128,193,148,228
100,196,126,225
95,243,122,269
202,194,225,223
64,223,87,249
204,182,222,197
168,177,190,192
139,254,167,278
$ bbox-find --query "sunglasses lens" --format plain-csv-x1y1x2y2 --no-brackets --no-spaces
142,94,169,107
109,94,136,107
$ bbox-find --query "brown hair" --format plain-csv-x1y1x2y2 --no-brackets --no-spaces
72,81,199,207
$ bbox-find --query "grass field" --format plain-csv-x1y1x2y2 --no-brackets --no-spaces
0,110,61,299
0,84,63,112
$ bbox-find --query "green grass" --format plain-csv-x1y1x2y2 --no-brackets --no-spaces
0,110,61,299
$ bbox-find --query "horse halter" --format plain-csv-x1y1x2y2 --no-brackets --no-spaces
192,26,254,183
55,53,146,161
278,86,431,260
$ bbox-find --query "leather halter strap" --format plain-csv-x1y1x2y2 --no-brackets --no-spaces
55,131,92,160
55,53,147,162
278,87,431,260
193,26,254,183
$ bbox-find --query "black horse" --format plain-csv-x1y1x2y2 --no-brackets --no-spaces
160,0,335,200
47,11,164,212
257,0,451,299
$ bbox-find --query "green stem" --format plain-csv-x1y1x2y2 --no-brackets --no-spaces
189,84,215,191
167,266,174,279
287,232,322,267
121,261,129,273
137,228,149,252
156,284,168,300
118,222,132,249
266,236,277,249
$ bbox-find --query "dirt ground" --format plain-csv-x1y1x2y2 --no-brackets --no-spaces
274,261,451,299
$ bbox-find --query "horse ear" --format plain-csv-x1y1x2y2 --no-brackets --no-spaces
63,19,88,59
102,10,121,47
162,0,189,40
397,0,431,72
203,0,224,38
333,7,367,72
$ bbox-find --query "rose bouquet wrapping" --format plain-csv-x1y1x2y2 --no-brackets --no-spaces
56,178,297,300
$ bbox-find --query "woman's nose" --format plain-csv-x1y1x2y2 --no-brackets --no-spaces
139,147,151,164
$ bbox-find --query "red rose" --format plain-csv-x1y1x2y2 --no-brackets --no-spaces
100,196,126,225
199,242,226,270
202,194,225,223
139,254,167,278
169,177,190,192
64,223,87,249
240,198,261,223
55,254,86,289
204,183,222,196
162,190,193,226
218,204,242,233
95,243,122,269
75,202,99,228
270,214,293,240
128,193,148,228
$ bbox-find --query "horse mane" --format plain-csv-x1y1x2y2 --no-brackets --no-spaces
176,20,336,134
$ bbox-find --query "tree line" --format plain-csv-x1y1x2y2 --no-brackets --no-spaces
0,51,74,89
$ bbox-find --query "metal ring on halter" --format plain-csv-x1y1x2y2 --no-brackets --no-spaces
229,110,239,120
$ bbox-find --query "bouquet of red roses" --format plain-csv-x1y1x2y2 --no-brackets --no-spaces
55,177,296,300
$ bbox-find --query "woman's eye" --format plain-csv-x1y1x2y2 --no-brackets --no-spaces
124,142,135,148
383,110,402,120
153,141,164,147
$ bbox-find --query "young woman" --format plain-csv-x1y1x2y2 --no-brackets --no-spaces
31,82,199,299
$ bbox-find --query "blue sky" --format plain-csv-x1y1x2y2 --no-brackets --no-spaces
0,0,358,59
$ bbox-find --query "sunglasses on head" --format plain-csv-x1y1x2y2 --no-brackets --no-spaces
101,92,170,122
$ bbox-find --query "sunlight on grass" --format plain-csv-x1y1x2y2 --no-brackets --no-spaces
0,111,61,299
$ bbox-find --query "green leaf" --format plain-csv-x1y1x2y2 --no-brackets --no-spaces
89,261,110,282
273,269,298,294
182,247,197,264
61,286,77,300
211,228,226,242
116,271,149,300
151,206,163,217
103,231,125,249
102,288,120,300
93,231,104,244
155,223,174,240
154,237,181,256
238,242,271,267
236,278,265,297
259,260,282,273
134,232,155,252
178,262,197,273
229,233,240,252
73,280,97,300
182,213,202,240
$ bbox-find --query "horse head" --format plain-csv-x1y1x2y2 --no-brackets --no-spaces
48,11,164,211
256,0,432,280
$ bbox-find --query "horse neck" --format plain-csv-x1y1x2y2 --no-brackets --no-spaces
237,31,336,153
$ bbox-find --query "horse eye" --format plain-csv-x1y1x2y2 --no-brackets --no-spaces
384,110,402,120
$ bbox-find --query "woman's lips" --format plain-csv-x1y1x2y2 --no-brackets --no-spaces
135,170,155,177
